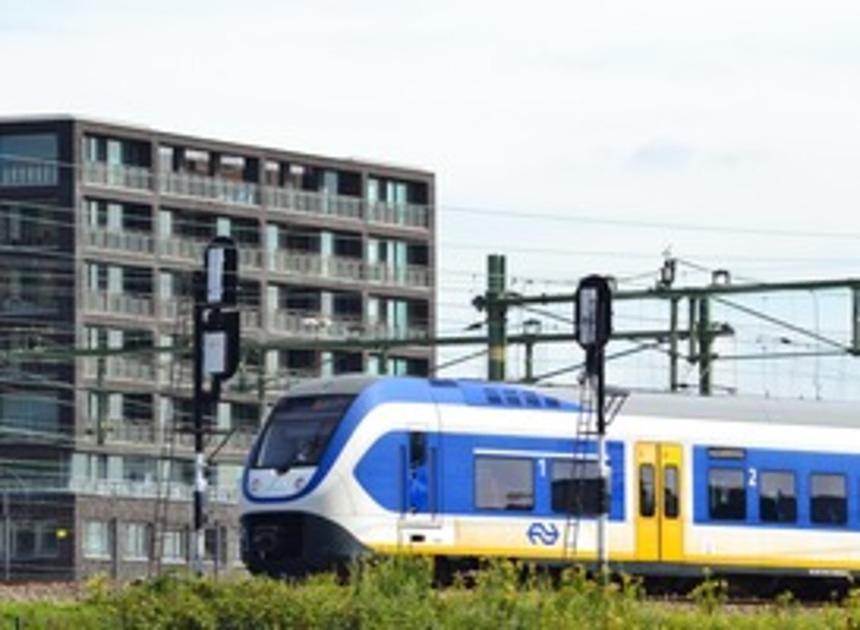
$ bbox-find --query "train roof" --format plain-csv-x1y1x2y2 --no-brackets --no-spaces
278,376,860,429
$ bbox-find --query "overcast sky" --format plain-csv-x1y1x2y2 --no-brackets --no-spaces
4,0,860,397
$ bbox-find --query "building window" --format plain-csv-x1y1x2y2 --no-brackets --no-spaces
759,471,796,523
810,473,847,525
162,529,187,564
552,460,603,516
0,133,58,187
474,456,533,511
123,522,151,561
83,520,113,559
707,468,746,520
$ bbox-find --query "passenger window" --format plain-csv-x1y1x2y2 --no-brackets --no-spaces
475,457,534,510
708,468,746,520
664,465,679,519
810,473,847,525
759,471,796,523
639,464,655,517
551,460,602,515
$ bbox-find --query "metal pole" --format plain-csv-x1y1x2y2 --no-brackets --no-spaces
97,355,106,445
487,254,507,381
595,347,608,580
698,296,712,396
3,492,9,581
192,274,207,576
669,297,679,392
524,337,535,383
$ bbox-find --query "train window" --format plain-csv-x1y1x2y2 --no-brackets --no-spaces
475,457,534,511
708,468,746,520
409,432,427,468
810,473,847,525
759,471,796,524
253,395,354,470
552,460,602,516
639,464,656,517
664,465,679,519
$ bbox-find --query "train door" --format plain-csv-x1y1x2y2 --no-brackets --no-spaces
634,442,684,563
397,415,443,546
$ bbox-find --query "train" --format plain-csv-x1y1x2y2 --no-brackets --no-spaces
240,375,860,581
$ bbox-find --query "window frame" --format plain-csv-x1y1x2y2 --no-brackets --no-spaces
473,455,535,512
809,472,848,526
551,458,603,517
707,467,747,521
758,470,797,524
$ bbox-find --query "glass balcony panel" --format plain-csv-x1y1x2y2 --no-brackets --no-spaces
83,162,152,191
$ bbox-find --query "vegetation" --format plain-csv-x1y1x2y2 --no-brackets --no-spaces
1,558,858,629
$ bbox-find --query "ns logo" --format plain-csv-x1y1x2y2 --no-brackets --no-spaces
526,522,560,546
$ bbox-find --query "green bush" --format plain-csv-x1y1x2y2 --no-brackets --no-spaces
0,557,857,629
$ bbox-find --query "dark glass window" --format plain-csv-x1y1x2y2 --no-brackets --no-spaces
552,460,602,516
475,457,534,510
810,473,847,525
664,465,679,519
639,464,655,517
759,471,796,523
708,468,746,520
253,395,354,470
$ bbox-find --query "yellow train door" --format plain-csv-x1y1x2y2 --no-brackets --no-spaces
634,442,684,563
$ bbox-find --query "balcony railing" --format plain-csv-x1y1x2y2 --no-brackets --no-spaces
83,290,155,319
160,171,259,206
365,321,431,341
81,418,157,445
270,250,364,283
157,235,206,262
82,226,154,256
269,310,367,339
82,161,152,191
264,187,363,220
66,478,238,503
367,201,429,229
0,162,58,187
365,262,431,289
0,295,62,317
82,356,157,382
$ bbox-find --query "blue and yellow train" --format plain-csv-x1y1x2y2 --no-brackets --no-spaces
240,375,860,579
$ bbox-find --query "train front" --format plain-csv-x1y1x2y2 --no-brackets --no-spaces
240,377,372,577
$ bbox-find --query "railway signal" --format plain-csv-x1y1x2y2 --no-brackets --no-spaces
575,274,613,579
192,236,241,575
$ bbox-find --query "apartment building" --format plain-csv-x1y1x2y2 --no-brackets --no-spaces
0,116,435,580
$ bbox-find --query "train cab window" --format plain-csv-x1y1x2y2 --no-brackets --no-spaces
639,464,656,517
475,457,534,511
552,460,602,516
810,473,847,525
664,465,679,519
253,395,355,470
759,471,796,524
708,468,746,520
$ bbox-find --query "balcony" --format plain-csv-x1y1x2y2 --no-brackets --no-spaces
0,295,62,318
270,250,363,283
269,310,366,339
0,161,57,187
365,263,431,289
366,321,431,341
82,161,152,192
367,201,429,229
160,172,259,206
82,355,157,383
82,226,154,256
264,187,362,221
82,290,155,319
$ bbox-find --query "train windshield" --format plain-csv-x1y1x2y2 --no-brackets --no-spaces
254,395,355,470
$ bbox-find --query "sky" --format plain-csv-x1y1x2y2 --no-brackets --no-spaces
4,0,860,398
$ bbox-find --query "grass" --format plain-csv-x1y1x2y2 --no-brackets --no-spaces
2,557,859,629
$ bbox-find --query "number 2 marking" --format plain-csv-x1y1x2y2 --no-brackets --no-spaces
748,467,757,488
